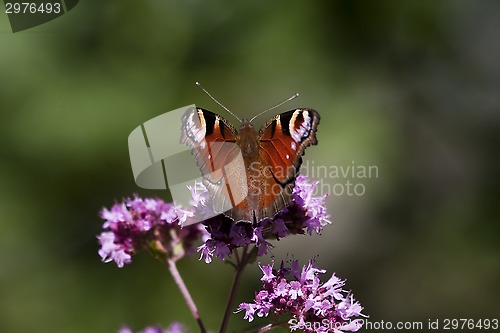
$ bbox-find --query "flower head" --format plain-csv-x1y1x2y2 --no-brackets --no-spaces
99,176,329,265
98,195,207,267
198,175,331,262
237,259,366,333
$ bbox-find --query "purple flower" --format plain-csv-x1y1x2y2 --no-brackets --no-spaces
98,196,207,267
289,281,303,300
118,322,187,333
237,259,366,333
118,327,133,333
214,241,231,260
198,175,331,262
164,322,186,333
293,175,331,235
238,302,256,322
259,261,276,282
271,218,288,237
197,243,215,263
143,327,164,333
187,182,208,208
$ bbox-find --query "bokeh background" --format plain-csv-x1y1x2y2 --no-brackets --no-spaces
1,1,499,332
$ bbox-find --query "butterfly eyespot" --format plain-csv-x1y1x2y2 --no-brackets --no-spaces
290,110,312,143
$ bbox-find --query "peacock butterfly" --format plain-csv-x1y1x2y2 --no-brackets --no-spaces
181,108,320,222
180,90,320,223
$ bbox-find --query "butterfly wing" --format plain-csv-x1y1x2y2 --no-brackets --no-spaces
181,108,247,214
257,108,320,217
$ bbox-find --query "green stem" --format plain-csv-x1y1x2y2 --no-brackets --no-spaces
219,246,249,333
167,258,207,333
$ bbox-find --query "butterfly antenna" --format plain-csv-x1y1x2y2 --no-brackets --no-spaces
249,93,299,122
195,82,241,122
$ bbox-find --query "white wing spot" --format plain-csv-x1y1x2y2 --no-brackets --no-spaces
286,154,290,159
289,110,311,142
186,109,206,148
291,142,297,150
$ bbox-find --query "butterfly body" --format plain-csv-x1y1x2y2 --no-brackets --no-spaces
181,108,320,223
237,119,259,157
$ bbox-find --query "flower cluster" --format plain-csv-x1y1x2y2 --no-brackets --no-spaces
197,175,331,263
118,322,186,333
98,196,207,267
237,259,365,333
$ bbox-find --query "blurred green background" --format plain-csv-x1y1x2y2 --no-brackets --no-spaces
1,1,499,332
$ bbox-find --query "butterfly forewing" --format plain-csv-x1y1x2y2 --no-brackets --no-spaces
258,109,320,183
